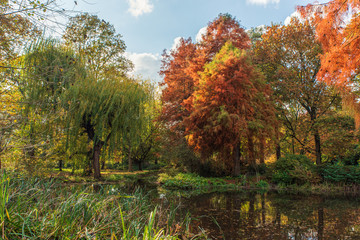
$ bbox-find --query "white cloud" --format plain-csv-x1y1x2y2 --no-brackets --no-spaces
246,0,280,6
127,0,154,17
125,52,162,82
195,26,207,43
284,11,301,25
171,37,182,51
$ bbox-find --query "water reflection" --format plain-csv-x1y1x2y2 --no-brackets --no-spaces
179,192,360,240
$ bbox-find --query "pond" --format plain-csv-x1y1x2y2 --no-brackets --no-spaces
79,183,360,239
174,192,360,240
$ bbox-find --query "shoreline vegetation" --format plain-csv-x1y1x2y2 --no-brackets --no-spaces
45,166,360,196
0,170,207,240
3,159,360,239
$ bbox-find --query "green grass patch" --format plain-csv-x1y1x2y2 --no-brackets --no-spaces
158,173,235,190
0,170,205,239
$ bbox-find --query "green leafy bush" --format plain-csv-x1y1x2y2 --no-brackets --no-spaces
256,180,269,189
319,165,360,184
272,170,292,185
158,173,228,190
270,154,319,185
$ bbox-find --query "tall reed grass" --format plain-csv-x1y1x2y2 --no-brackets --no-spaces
0,170,204,239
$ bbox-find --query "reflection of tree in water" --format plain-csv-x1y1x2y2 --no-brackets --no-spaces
182,192,360,239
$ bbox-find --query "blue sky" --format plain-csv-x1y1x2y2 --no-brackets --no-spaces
59,0,322,82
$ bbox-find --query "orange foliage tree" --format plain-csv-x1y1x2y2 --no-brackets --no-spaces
299,0,360,87
299,1,360,127
160,14,276,175
186,42,275,175
160,38,196,133
254,18,339,165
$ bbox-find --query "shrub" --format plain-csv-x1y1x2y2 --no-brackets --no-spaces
319,164,360,184
270,154,319,185
272,170,292,185
256,180,269,189
158,173,228,190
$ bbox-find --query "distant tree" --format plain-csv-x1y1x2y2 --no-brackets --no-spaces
18,39,82,173
63,13,132,79
64,75,149,178
299,0,360,126
299,0,360,87
254,18,339,164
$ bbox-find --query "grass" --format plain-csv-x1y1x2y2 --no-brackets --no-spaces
49,168,158,184
0,170,206,239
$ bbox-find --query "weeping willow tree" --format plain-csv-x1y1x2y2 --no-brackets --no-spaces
63,75,150,179
18,39,83,173
21,38,152,179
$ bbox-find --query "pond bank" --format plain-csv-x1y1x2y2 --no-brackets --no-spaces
51,168,360,196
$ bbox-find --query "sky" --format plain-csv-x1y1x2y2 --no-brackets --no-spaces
58,0,324,82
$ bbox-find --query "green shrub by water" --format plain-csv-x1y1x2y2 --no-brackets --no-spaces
158,173,229,190
319,164,360,184
0,170,202,239
270,154,320,185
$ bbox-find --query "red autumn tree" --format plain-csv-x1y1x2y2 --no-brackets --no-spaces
160,14,250,132
299,1,360,126
186,13,251,83
159,38,196,133
160,14,276,176
185,42,275,175
299,0,360,87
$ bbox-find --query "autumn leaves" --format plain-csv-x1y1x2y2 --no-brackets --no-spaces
160,1,360,175
160,14,276,175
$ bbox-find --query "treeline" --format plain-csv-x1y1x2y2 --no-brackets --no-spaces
1,0,360,179
1,3,159,179
159,3,360,177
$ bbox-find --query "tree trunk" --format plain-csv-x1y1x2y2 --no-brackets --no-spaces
128,145,133,172
259,137,265,164
101,159,105,170
318,207,324,240
233,142,241,176
314,130,322,165
58,160,63,171
84,151,93,176
93,143,102,179
248,132,255,166
138,159,142,171
276,144,281,160
275,125,281,160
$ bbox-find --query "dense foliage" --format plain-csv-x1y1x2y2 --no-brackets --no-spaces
1,0,360,186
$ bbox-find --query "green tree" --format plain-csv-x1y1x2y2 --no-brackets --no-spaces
64,75,150,178
63,13,132,79
18,39,82,173
254,18,339,164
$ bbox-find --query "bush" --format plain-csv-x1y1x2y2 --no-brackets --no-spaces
272,170,292,185
256,180,269,189
319,164,360,184
158,173,228,190
270,154,319,185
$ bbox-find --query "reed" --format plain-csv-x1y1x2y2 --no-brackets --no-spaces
0,171,203,239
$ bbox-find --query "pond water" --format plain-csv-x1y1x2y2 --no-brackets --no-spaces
75,183,360,239
175,192,360,240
